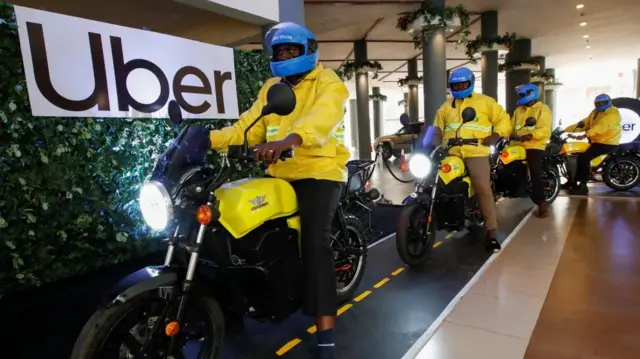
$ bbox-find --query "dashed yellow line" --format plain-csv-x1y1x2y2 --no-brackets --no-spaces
337,303,353,316
276,338,302,356
354,290,372,302
391,267,405,276
374,277,390,288
433,241,442,248
307,325,317,334
445,232,455,239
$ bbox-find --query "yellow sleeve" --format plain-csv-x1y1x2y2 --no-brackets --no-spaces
489,99,512,138
290,70,349,148
531,105,552,141
208,79,275,151
564,113,592,133
587,108,621,137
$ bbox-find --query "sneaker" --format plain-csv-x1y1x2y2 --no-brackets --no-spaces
485,234,501,253
568,183,588,195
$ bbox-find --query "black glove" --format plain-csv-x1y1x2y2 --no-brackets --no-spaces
517,134,533,142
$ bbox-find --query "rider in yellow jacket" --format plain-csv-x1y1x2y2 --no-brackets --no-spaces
562,93,621,195
511,84,552,218
209,23,347,359
433,67,511,252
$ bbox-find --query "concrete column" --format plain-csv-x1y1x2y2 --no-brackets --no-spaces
403,93,409,114
261,0,305,55
354,39,372,159
544,68,558,128
407,58,420,122
372,87,384,139
348,99,359,150
505,38,532,114
636,59,640,99
422,0,447,126
531,56,546,103
480,11,498,100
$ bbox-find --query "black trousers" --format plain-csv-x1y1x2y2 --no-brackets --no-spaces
575,143,618,183
526,149,546,205
290,178,342,317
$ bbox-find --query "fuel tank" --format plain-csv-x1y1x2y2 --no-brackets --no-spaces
499,145,527,165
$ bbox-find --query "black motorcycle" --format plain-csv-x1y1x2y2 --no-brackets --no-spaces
71,83,368,359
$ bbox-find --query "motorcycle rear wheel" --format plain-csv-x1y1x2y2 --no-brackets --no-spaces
543,167,561,203
334,215,368,304
71,294,224,359
396,203,436,267
603,156,640,191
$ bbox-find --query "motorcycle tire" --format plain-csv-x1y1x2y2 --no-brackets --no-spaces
381,143,392,160
335,215,368,304
603,156,640,191
543,167,561,204
396,203,436,268
71,294,224,359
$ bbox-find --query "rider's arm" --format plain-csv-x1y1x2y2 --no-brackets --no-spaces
289,70,349,148
586,109,620,137
489,100,512,138
564,112,592,132
208,80,274,151
531,105,553,140
431,106,446,144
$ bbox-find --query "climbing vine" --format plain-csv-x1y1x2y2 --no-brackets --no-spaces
397,3,471,49
398,75,423,87
464,32,516,63
335,60,383,81
369,93,387,102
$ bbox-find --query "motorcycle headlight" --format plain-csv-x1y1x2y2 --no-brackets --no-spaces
408,154,432,178
139,180,173,231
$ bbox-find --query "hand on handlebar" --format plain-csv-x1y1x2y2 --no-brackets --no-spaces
517,134,533,142
252,141,294,164
568,134,587,140
482,133,501,146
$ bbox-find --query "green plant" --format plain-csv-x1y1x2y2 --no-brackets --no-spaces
498,58,541,73
369,93,387,102
397,4,471,49
397,76,423,87
0,3,272,293
335,60,383,81
464,32,516,63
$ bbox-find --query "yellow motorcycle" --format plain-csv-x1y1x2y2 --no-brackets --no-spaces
71,83,368,359
550,124,640,191
395,107,484,267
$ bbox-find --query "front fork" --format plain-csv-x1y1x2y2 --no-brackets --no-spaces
423,178,438,236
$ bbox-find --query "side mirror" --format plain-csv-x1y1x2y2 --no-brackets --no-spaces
525,117,537,127
262,82,296,116
461,107,476,123
168,100,184,127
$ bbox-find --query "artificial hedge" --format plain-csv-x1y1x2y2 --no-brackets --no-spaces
0,3,272,293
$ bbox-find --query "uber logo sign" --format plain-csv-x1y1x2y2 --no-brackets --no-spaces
14,6,239,119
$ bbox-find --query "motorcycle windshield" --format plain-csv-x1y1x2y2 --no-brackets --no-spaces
151,124,210,184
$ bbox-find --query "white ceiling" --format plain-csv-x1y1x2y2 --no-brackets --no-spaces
239,0,640,90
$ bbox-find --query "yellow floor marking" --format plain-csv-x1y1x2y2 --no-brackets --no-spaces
307,325,317,334
433,241,442,248
276,338,302,356
337,303,353,316
374,277,390,288
391,267,405,276
445,232,455,239
354,290,372,302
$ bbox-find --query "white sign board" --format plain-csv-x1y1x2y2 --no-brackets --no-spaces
14,6,239,119
619,108,640,144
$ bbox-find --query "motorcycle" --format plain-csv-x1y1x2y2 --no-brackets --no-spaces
71,83,368,359
395,107,485,267
549,125,640,191
490,117,561,203
344,159,385,244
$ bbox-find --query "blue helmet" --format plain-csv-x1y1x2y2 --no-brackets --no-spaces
594,93,612,112
268,22,319,77
517,84,540,106
448,67,475,99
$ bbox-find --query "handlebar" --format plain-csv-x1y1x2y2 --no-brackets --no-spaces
447,138,479,147
248,145,293,161
226,144,293,162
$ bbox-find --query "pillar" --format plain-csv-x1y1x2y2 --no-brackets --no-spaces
407,58,420,122
505,38,532,114
261,0,305,55
422,0,447,126
354,39,372,160
480,11,498,100
348,99,359,151
636,59,640,99
531,56,546,103
544,68,558,128
403,93,409,114
372,87,384,138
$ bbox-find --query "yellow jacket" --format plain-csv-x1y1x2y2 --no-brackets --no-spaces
564,106,621,145
434,93,511,158
209,64,350,182
511,102,552,150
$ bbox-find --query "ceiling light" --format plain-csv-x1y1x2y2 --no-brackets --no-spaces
585,45,591,49
580,22,587,26
576,4,584,9
583,34,589,38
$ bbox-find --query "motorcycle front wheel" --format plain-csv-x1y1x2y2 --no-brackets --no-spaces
72,293,225,359
396,203,436,267
603,156,640,191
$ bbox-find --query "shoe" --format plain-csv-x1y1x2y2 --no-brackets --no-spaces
568,183,588,195
485,234,501,253
536,202,549,218
560,181,575,190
